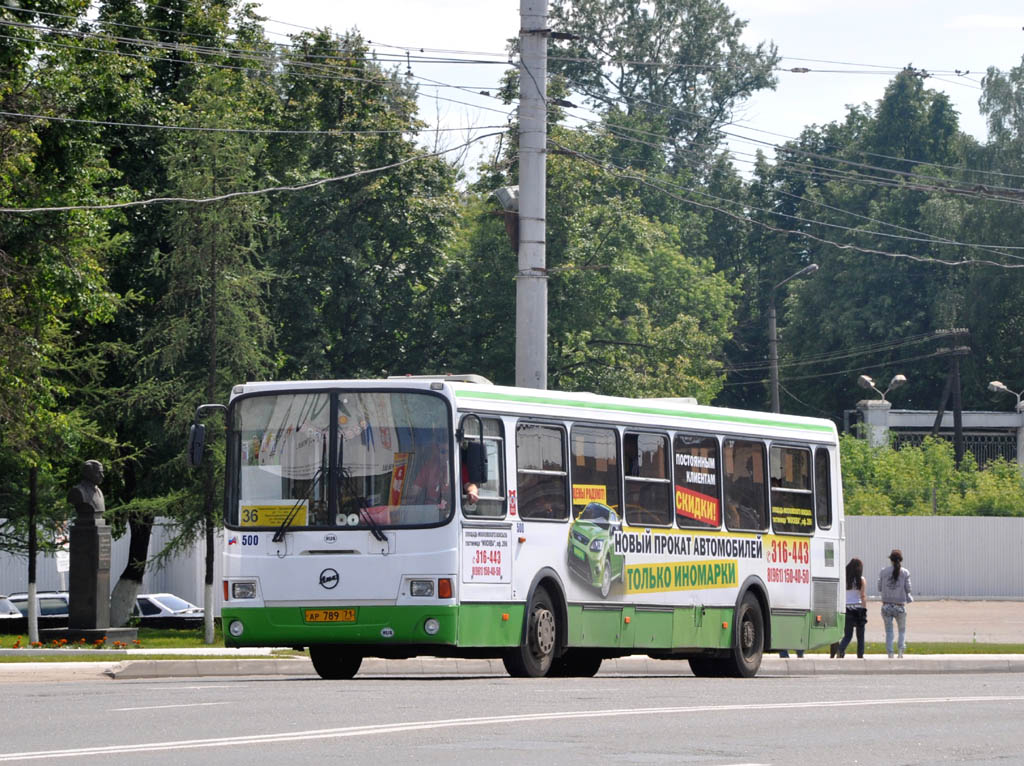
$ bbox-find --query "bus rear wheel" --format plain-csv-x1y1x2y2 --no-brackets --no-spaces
309,644,362,680
724,593,764,678
503,585,557,677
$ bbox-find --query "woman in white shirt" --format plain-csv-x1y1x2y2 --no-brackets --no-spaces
834,558,867,658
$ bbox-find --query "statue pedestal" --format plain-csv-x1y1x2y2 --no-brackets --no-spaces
69,517,111,630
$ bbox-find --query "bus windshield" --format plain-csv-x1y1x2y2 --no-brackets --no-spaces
228,390,453,530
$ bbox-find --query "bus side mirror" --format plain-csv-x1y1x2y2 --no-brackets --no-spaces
187,423,206,468
464,442,488,485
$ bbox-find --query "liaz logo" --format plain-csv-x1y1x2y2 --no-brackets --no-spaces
318,568,340,590
228,536,238,546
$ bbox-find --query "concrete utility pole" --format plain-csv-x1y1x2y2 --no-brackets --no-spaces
516,0,548,389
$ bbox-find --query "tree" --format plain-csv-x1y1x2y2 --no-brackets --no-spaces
119,65,277,640
548,0,778,171
756,70,980,420
265,30,460,380
442,123,736,400
0,0,124,639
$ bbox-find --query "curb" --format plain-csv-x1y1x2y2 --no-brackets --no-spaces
105,657,315,679
98,654,1024,680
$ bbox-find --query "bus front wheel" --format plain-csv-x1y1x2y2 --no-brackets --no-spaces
725,593,764,678
503,585,557,677
309,644,362,680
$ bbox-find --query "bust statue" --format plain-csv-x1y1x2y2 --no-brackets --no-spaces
68,460,105,524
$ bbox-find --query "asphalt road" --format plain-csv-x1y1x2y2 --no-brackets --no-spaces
3,671,1024,764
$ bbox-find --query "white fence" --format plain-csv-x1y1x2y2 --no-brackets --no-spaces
2,517,1023,609
0,521,224,613
846,516,1024,600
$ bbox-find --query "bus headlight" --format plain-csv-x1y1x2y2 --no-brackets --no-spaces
424,618,440,635
410,580,435,597
231,582,257,600
228,620,244,637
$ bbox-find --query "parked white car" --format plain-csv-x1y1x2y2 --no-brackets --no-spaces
132,593,204,628
0,595,22,619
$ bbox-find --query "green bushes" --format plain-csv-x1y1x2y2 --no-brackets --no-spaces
839,434,1024,516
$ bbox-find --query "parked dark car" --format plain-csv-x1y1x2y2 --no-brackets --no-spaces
1,591,70,632
8,591,70,617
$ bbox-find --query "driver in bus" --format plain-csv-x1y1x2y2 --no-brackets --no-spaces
406,437,479,507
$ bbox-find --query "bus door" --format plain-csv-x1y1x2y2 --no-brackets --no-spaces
458,415,513,602
768,444,816,611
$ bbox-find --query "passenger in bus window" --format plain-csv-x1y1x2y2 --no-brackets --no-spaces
727,456,763,529
406,438,453,509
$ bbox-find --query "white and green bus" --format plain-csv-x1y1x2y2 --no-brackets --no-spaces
190,375,844,679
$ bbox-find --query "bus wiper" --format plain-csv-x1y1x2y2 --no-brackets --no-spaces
272,466,324,543
359,496,388,543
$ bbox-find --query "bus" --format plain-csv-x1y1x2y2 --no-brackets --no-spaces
189,375,845,679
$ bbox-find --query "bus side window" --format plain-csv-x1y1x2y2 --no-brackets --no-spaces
673,433,721,529
460,415,506,518
570,425,621,517
814,447,832,529
769,445,813,535
723,439,767,531
516,423,568,520
624,432,672,527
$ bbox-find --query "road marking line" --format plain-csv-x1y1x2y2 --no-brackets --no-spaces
110,702,231,712
4,695,1024,760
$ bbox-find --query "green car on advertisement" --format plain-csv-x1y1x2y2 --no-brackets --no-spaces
567,502,625,598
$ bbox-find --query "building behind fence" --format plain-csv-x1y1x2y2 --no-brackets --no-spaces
2,517,1023,610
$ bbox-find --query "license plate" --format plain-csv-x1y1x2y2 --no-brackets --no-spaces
304,608,356,623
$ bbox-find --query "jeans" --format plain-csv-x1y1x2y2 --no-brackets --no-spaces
881,603,907,656
837,607,866,658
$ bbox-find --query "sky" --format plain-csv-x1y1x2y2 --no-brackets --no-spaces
253,0,1024,174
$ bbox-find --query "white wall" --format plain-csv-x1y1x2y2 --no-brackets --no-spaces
0,520,224,613
846,516,1024,599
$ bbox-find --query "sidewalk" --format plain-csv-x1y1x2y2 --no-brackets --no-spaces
1,600,1021,682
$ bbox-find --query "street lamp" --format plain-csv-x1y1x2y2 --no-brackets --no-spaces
492,185,519,254
988,380,1023,412
768,263,819,413
858,374,907,402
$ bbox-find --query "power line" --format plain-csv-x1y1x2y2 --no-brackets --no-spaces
553,141,1024,269
0,109,507,137
725,333,951,374
0,131,504,214
559,120,1024,258
557,75,1024,191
